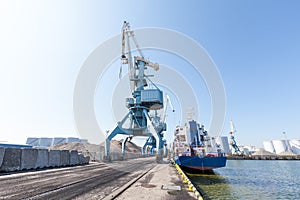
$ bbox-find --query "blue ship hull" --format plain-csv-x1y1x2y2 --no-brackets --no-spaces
175,156,227,172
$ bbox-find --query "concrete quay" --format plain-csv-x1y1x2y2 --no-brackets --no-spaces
114,159,195,200
0,156,200,199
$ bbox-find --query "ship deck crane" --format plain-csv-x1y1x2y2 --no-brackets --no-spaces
105,21,166,161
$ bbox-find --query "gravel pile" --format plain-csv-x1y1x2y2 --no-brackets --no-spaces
49,140,141,161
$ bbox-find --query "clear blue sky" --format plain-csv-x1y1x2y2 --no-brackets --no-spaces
1,1,300,147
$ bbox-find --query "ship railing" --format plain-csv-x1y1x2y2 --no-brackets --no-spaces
205,152,225,157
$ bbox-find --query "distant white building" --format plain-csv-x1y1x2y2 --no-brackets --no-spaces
26,137,87,148
263,141,275,154
242,145,256,154
263,139,300,155
272,140,288,154
289,139,300,154
215,136,231,154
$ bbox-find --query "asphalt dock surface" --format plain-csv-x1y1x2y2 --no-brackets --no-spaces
0,157,193,200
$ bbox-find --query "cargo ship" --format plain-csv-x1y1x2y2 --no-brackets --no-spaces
172,120,226,172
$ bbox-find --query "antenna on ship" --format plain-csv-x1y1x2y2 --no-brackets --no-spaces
186,107,195,121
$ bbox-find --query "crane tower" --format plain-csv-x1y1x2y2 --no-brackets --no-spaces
105,21,168,161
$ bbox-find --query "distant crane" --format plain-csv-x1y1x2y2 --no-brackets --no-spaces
105,21,168,161
161,94,175,123
282,131,293,153
229,120,242,155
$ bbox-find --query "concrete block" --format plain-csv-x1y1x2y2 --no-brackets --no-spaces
21,148,38,170
70,150,79,165
78,154,85,164
60,150,70,166
48,150,60,167
84,156,90,164
89,151,102,161
36,149,49,168
0,147,5,166
74,153,89,165
0,148,21,172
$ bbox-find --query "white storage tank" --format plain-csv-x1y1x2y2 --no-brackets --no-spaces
243,145,256,154
39,137,53,147
80,139,88,143
216,136,230,154
52,137,66,146
263,141,275,154
289,139,300,155
272,140,288,154
66,137,80,143
26,137,40,146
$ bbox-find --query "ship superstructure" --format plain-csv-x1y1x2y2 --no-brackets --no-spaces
172,120,226,172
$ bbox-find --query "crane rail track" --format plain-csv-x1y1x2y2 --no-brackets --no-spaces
102,166,154,200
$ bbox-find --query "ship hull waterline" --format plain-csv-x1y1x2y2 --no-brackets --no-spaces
175,156,227,173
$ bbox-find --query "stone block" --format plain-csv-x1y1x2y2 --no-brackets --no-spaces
78,154,85,164
21,148,38,170
36,149,49,168
84,156,90,164
60,150,70,166
48,150,60,167
70,150,79,165
0,147,5,166
0,148,21,172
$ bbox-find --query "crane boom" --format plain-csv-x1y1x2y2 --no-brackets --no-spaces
162,94,175,123
129,31,144,58
121,21,159,93
230,120,236,133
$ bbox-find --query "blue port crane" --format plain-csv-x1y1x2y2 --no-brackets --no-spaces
105,21,167,161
